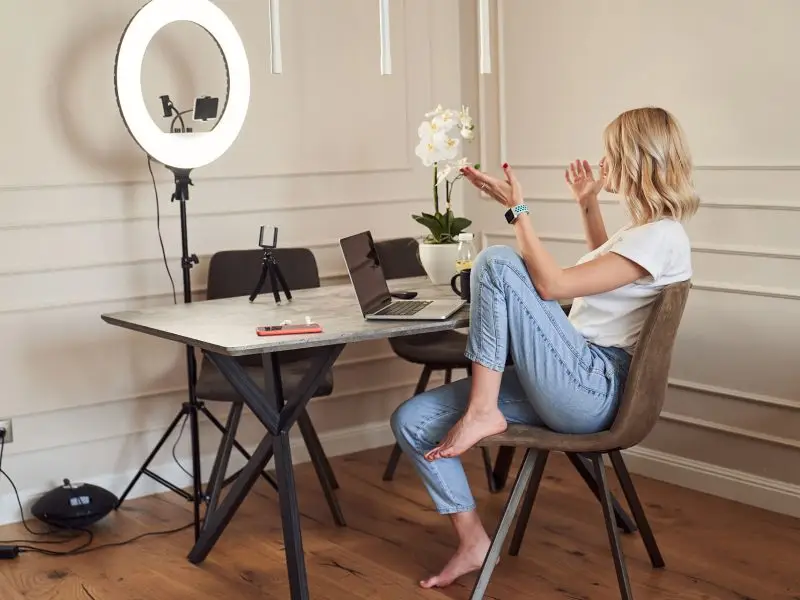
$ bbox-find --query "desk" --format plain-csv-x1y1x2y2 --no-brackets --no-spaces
101,276,468,600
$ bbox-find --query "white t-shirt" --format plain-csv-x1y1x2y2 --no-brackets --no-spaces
567,218,692,353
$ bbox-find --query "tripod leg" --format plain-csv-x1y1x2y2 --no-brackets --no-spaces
267,265,281,304
249,263,270,303
116,409,186,508
272,263,293,301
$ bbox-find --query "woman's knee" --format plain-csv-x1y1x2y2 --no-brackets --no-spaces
474,245,523,275
390,393,434,447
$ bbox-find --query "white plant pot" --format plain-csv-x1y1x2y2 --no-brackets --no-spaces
418,242,460,285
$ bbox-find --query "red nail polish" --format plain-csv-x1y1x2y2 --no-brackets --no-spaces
502,162,509,169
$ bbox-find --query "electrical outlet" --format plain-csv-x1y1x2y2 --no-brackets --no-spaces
0,419,13,444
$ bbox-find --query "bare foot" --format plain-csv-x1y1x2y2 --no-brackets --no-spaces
420,536,491,589
425,408,507,461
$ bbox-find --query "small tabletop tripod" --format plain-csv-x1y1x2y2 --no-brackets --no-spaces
249,226,292,304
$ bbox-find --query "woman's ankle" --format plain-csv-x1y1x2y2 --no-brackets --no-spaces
464,403,505,419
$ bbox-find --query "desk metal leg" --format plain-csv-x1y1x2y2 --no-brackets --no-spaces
188,345,345,600
274,430,309,600
298,413,339,490
191,432,274,556
298,411,346,526
204,402,243,517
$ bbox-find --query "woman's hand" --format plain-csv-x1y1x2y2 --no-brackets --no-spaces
461,163,523,208
565,159,605,207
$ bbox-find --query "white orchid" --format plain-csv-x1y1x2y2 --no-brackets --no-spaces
433,109,458,133
436,157,470,184
425,104,444,118
413,104,477,244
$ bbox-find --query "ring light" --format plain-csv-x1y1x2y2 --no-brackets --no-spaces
114,0,251,170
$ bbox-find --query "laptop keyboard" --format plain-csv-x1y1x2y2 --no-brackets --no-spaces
374,300,433,316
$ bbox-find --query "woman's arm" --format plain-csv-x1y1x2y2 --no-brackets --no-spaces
579,196,609,251
461,163,645,301
512,212,646,301
566,160,609,250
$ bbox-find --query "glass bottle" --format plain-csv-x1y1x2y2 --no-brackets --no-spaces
455,233,476,272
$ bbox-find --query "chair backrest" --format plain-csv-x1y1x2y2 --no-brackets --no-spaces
374,237,425,280
607,281,691,449
206,248,321,366
207,248,320,300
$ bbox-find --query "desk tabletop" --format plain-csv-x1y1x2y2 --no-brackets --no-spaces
101,277,470,356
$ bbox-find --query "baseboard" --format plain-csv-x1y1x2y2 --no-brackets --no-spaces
621,446,800,519
0,421,397,527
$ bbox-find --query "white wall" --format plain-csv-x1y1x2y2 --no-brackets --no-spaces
464,0,800,517
0,0,468,524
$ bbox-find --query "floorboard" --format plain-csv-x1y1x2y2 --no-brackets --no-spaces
1,448,798,599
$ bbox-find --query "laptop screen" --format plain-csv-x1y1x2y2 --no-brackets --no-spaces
340,231,391,315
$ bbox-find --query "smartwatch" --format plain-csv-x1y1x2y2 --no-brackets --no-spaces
505,203,529,224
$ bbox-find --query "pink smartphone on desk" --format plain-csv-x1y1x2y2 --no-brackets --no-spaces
256,323,322,337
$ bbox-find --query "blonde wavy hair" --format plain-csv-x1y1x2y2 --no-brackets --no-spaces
602,107,699,225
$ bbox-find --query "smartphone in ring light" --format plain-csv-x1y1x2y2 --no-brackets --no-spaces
256,323,323,336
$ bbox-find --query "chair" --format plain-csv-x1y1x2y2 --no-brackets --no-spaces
197,248,345,526
375,237,499,492
469,281,691,600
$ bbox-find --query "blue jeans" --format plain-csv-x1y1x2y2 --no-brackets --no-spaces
390,245,631,514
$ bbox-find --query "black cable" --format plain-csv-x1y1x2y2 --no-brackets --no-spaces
169,108,191,133
148,155,177,305
17,522,193,557
171,415,192,479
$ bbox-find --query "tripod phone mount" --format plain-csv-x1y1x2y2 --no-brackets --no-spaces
249,226,292,304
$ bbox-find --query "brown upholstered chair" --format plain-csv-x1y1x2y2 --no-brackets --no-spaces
468,281,691,600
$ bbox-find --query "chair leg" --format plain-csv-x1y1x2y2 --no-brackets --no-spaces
508,450,549,556
382,365,432,481
444,368,452,385
567,453,637,534
609,450,665,569
480,447,497,493
382,444,404,482
492,446,516,492
590,453,633,600
470,449,538,600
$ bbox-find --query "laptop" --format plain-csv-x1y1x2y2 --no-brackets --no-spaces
339,231,466,320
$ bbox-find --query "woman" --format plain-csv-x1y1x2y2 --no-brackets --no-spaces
390,107,698,589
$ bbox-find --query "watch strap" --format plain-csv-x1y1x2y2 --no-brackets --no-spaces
505,203,529,224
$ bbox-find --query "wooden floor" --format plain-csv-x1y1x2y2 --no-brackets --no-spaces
1,447,799,599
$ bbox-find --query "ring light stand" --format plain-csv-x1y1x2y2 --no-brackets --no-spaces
113,0,254,541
